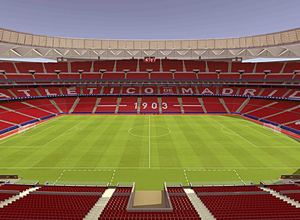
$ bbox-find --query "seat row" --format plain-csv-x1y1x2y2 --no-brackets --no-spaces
1,86,298,99
0,96,299,134
1,184,300,219
1,59,300,73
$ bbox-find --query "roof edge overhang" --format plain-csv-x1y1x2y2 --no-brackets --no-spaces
1,27,300,60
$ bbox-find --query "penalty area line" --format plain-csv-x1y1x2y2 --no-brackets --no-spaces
148,115,151,168
54,169,66,184
233,169,246,184
186,169,246,185
109,170,116,186
53,169,115,185
0,166,299,170
183,169,190,185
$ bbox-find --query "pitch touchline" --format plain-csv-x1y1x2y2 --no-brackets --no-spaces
42,122,80,146
186,169,246,185
128,126,170,138
183,170,190,185
110,170,116,186
54,169,66,184
213,118,257,147
148,115,151,168
233,169,246,184
53,169,116,185
1,166,299,170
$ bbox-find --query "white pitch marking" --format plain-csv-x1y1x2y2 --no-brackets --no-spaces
0,166,298,170
213,118,257,147
233,169,246,184
148,115,151,168
42,122,80,146
63,169,113,172
183,169,190,185
128,126,170,138
53,169,114,185
110,170,116,186
98,105,118,107
174,105,202,107
186,169,247,185
0,117,60,143
54,169,66,184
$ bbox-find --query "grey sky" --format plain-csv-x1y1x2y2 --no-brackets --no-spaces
0,0,299,39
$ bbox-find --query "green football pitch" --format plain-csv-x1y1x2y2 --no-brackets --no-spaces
0,115,299,190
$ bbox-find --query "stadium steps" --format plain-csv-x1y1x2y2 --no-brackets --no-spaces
260,186,300,208
136,58,140,72
159,59,163,72
115,97,122,113
69,97,80,113
205,61,209,72
0,119,17,126
12,63,19,73
198,98,207,113
0,105,37,119
215,86,220,95
0,186,40,209
50,100,63,113
7,89,17,98
177,97,184,113
244,101,277,114
228,61,232,72
184,188,215,220
90,61,94,72
257,88,265,96
282,88,292,98
22,101,56,115
219,98,230,113
236,97,250,113
137,97,141,114
263,105,300,120
113,60,117,72
283,119,299,126
34,88,42,96
253,63,257,73
158,97,162,114
183,60,187,72
280,62,287,73
67,61,71,73
58,87,64,95
83,188,115,220
42,62,47,73
92,98,101,113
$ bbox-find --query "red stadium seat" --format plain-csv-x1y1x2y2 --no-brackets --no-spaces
231,62,255,73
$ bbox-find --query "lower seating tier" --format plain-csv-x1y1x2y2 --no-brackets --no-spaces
100,187,199,219
193,185,300,219
0,97,299,134
1,184,300,219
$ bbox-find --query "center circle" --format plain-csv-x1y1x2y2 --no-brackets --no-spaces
128,126,171,138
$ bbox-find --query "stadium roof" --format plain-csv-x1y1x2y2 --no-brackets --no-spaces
1,27,300,60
